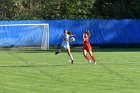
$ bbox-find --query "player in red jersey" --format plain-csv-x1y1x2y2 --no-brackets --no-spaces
82,30,96,64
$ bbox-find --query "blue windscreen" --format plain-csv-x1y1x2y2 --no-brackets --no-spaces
0,19,140,46
48,19,140,45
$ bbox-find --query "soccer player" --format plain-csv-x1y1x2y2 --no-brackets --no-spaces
82,30,97,64
55,30,75,64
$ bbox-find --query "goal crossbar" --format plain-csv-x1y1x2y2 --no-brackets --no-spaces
0,24,48,26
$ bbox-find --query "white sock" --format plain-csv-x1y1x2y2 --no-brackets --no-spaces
70,54,74,60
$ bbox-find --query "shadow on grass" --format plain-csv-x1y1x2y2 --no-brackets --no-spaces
18,48,140,53
0,65,31,68
0,63,92,68
0,64,70,68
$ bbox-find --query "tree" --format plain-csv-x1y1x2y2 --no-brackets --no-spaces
93,0,140,19
0,0,20,19
0,0,140,19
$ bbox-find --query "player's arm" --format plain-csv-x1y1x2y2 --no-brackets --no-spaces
82,37,88,42
67,31,75,37
82,33,86,43
87,31,91,37
69,34,75,37
82,38,85,43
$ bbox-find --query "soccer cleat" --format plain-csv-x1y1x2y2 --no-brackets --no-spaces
55,51,60,55
88,60,91,63
94,62,97,65
71,60,74,64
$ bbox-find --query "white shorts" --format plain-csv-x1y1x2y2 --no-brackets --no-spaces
62,42,70,49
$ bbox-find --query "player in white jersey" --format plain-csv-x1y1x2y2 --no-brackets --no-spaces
55,30,75,64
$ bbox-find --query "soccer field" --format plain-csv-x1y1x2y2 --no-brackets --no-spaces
0,49,140,93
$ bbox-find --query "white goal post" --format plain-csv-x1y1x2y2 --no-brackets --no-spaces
0,24,49,50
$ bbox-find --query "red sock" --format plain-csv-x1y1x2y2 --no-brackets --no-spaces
84,55,90,61
91,55,96,62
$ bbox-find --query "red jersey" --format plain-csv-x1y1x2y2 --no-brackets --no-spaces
83,34,92,52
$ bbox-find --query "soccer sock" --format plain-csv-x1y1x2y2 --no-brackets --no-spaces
91,55,96,62
70,54,74,61
84,55,90,61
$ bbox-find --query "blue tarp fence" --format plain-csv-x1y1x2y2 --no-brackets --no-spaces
0,19,140,46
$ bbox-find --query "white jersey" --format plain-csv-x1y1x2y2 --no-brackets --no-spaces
62,33,70,49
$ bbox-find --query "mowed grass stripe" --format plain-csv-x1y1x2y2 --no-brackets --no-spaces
5,51,70,87
0,50,139,93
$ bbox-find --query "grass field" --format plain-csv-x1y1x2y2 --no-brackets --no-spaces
0,49,140,93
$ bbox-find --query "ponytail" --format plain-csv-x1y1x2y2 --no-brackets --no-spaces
67,31,72,35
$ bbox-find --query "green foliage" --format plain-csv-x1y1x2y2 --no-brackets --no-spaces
94,0,140,19
0,0,140,19
66,0,95,19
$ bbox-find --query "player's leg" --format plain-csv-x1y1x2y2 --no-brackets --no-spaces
88,51,96,64
55,46,63,55
55,48,61,55
83,49,91,63
67,46,74,64
55,42,66,55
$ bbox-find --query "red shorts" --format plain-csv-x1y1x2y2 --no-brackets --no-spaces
83,44,92,52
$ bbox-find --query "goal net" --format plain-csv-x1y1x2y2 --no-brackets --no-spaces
0,24,49,50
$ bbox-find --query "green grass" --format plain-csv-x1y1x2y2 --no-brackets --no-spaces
0,49,140,93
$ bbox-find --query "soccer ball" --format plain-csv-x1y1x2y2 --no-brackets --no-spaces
70,37,75,42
